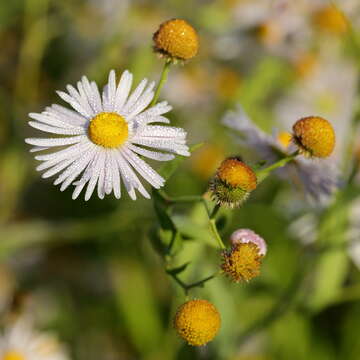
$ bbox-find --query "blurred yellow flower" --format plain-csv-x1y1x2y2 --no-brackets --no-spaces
313,5,349,35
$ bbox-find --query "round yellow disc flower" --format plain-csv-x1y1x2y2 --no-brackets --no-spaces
210,157,257,208
292,116,335,158
88,112,128,148
313,5,348,35
153,19,199,61
221,242,263,282
174,299,221,346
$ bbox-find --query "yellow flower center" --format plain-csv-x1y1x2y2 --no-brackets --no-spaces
174,299,221,346
217,158,257,191
3,351,25,360
221,243,263,282
88,112,128,148
153,19,199,61
277,131,292,148
313,5,349,35
292,116,335,158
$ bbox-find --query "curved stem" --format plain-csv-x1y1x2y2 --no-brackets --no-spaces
151,60,171,106
209,204,226,249
256,151,299,183
169,271,220,296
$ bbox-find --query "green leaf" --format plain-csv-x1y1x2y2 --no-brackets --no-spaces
166,262,191,276
306,189,354,312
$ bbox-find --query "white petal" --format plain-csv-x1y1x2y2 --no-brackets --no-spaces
81,76,102,114
104,151,113,195
114,70,133,112
135,125,186,139
56,90,91,118
131,137,189,155
126,83,155,120
110,151,121,199
29,112,80,129
35,140,91,162
83,152,102,201
48,104,87,126
127,144,175,161
28,121,84,135
53,148,95,187
97,152,106,199
116,152,149,200
122,78,147,114
102,70,117,112
72,181,87,200
36,143,92,172
120,147,164,188
30,146,49,153
25,135,86,147
42,157,77,178
91,81,103,113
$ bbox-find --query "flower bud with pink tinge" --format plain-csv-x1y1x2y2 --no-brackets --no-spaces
230,229,267,256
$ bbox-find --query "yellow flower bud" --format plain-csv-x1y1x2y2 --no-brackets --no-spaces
210,157,257,208
174,299,221,346
153,19,199,61
293,116,335,158
221,242,263,283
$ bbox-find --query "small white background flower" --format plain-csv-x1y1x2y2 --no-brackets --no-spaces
0,317,68,360
25,70,189,201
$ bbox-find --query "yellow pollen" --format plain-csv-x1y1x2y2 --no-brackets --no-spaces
3,351,25,360
153,19,199,61
293,116,335,158
88,112,128,148
313,5,349,35
217,158,257,191
277,131,292,148
221,243,263,282
174,299,221,346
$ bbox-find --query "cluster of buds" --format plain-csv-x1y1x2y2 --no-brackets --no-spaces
153,17,338,349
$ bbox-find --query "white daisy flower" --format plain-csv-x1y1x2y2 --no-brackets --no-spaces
25,70,189,201
0,318,68,360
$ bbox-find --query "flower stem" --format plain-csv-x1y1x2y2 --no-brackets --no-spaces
256,151,299,183
169,271,220,296
151,60,172,106
209,204,226,249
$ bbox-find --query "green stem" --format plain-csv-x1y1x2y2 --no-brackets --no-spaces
151,60,172,106
209,204,226,249
170,272,220,296
256,151,299,183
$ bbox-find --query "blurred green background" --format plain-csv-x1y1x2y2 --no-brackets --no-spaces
1,0,360,359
